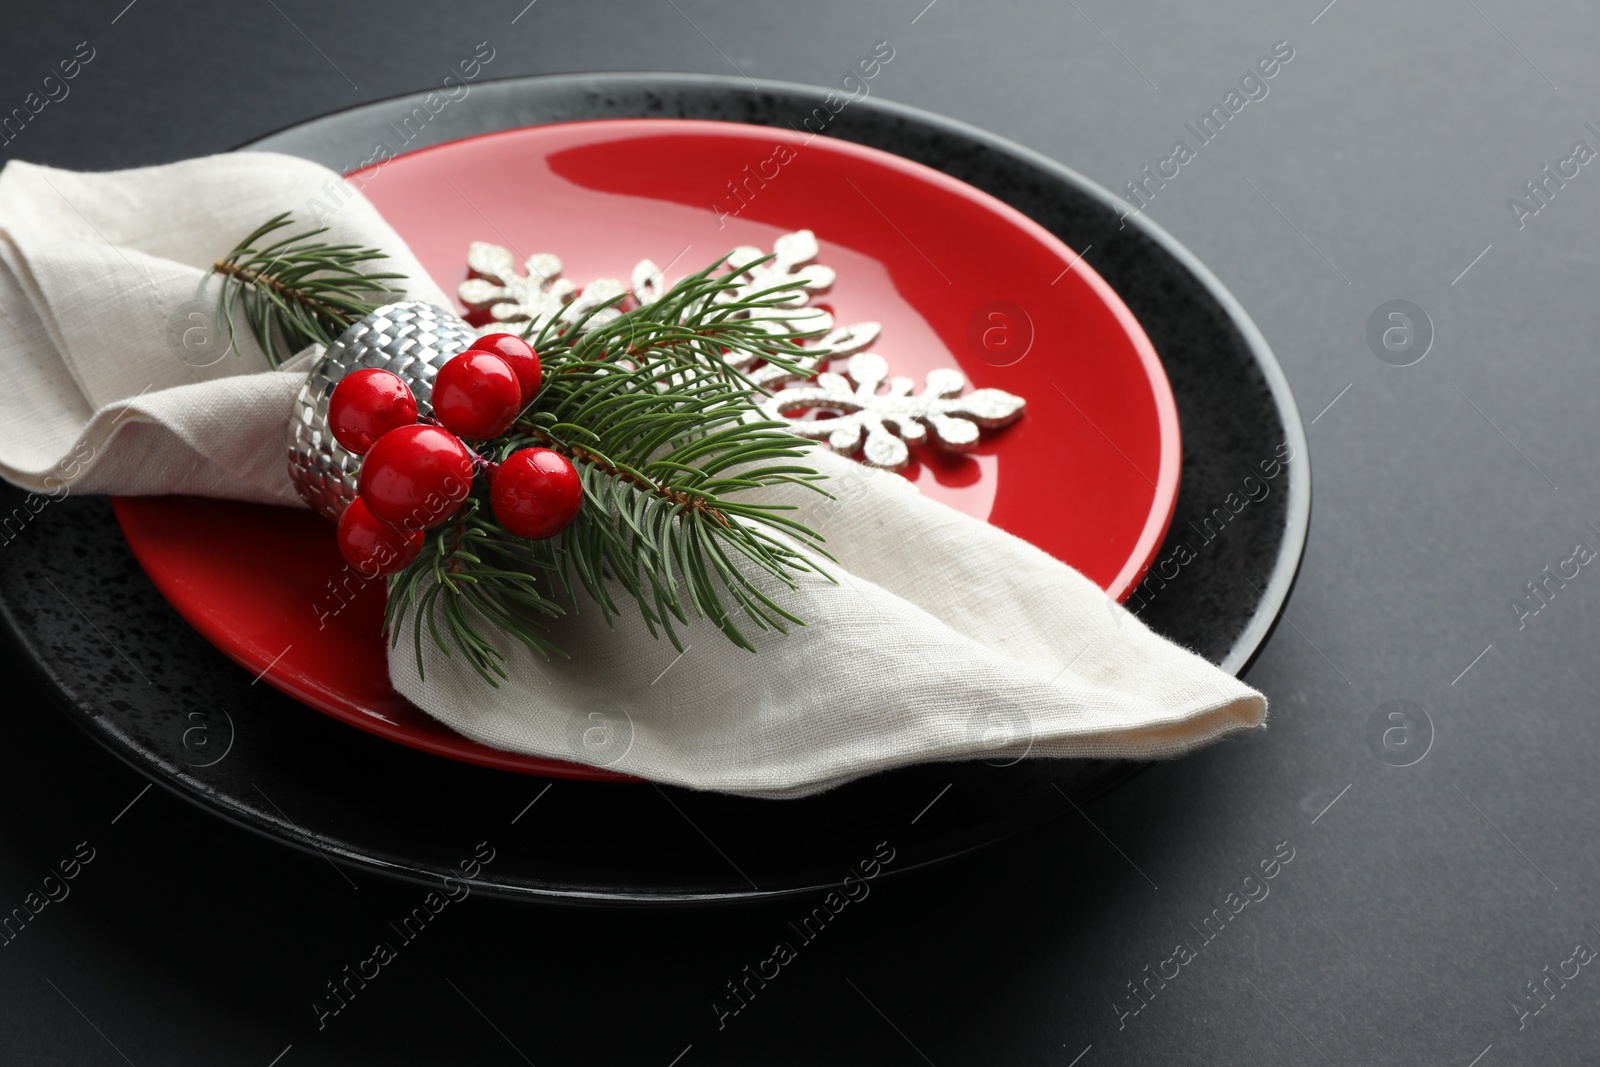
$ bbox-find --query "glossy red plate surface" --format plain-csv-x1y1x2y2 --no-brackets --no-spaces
113,119,1181,778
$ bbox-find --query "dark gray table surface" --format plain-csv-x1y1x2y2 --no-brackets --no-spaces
3,0,1596,1063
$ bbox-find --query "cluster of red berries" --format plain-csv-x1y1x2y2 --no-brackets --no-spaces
326,333,583,577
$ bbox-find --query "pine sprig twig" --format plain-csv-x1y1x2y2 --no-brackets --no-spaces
212,214,840,685
383,497,570,686
399,266,838,683
211,212,407,368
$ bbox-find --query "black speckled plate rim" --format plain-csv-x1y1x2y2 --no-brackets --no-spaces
0,73,1309,907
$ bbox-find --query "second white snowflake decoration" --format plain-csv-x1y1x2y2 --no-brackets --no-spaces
760,353,1026,471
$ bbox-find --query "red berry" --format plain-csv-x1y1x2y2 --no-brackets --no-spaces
328,368,418,455
470,333,543,406
490,448,583,540
337,497,424,577
432,351,521,440
358,425,475,530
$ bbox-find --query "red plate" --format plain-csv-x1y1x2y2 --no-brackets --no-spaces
113,119,1181,779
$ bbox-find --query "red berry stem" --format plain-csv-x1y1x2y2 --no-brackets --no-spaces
520,427,730,529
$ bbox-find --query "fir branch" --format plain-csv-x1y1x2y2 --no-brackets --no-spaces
383,498,569,685
216,212,840,684
210,213,406,368
393,266,840,683
537,253,827,387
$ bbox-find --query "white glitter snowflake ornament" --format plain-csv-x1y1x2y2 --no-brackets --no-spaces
458,243,627,334
720,229,836,308
730,317,881,390
759,353,1026,471
458,244,568,323
704,231,855,387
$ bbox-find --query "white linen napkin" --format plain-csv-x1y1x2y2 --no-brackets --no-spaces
0,152,450,505
0,153,1266,798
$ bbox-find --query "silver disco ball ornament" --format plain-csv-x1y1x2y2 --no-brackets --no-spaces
285,301,481,522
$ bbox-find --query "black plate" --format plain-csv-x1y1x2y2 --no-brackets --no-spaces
0,74,1309,905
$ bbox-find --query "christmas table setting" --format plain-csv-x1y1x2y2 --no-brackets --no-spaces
0,72,1307,902
18,3,1600,1064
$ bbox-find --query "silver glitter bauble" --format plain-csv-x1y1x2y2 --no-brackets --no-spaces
286,301,480,522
